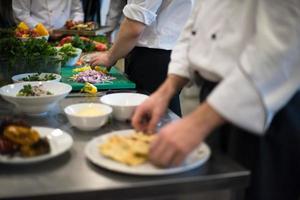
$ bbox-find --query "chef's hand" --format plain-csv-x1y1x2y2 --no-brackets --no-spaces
89,51,115,68
149,102,226,167
132,91,169,134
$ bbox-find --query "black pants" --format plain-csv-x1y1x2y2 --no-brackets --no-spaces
125,47,182,116
200,80,300,200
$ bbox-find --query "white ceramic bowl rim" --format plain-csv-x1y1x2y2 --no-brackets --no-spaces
0,82,72,100
64,103,113,118
100,93,148,107
11,73,61,82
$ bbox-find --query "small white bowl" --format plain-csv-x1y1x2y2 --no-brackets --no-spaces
11,73,61,83
100,93,148,121
64,103,112,131
0,82,71,115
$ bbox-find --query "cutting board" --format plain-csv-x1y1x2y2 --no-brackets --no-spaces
61,66,136,91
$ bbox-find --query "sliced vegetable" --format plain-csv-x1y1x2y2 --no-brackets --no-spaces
81,82,97,94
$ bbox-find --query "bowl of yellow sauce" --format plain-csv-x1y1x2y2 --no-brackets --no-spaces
64,103,112,131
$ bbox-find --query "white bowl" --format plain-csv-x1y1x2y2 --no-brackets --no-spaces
0,82,72,115
100,93,148,121
11,73,61,83
64,103,112,131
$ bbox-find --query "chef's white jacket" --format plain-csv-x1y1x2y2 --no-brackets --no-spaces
168,0,300,134
123,0,194,50
13,0,84,29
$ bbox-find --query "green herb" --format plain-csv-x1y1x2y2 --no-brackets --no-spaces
17,84,53,96
58,43,78,66
17,84,34,96
0,37,60,71
71,35,95,52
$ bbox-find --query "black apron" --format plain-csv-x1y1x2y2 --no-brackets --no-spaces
200,79,300,200
125,46,182,116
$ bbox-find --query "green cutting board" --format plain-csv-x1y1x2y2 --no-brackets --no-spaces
61,66,136,91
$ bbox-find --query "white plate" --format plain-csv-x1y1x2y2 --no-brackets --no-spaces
0,127,73,164
11,73,61,83
85,129,211,175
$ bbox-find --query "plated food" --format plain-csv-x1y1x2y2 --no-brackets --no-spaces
0,82,72,115
0,118,50,157
99,131,156,166
15,22,49,40
17,84,53,96
85,129,211,175
65,20,97,31
12,73,61,83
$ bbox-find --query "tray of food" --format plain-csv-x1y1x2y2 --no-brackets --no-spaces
53,20,112,36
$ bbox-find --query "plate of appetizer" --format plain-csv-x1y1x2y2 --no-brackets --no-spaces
0,118,73,164
85,129,211,175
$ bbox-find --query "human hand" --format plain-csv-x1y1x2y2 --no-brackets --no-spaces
149,102,226,167
89,51,115,68
132,92,169,134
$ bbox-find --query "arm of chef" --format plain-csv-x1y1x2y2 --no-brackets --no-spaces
207,0,300,134
12,0,39,28
70,0,84,22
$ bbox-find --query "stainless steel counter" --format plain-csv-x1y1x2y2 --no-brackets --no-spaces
0,96,250,200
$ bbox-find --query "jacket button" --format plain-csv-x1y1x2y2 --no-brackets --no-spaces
211,33,217,40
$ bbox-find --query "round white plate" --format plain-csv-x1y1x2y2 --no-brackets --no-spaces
0,127,73,164
85,129,211,176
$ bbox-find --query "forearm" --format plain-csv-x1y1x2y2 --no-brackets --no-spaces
107,17,146,64
155,74,189,102
189,102,226,138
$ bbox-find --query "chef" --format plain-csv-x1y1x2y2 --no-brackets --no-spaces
132,0,300,200
13,0,83,32
90,0,194,116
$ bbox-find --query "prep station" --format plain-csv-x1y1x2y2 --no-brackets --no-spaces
0,96,250,200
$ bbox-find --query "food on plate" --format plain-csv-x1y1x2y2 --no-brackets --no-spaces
59,35,107,52
17,84,53,96
71,69,115,84
81,82,98,94
65,20,96,31
0,118,50,157
15,22,49,38
99,132,156,166
22,73,57,81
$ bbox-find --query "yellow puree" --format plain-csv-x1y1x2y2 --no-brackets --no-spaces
76,108,104,116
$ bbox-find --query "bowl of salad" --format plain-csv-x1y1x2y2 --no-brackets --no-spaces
11,73,61,83
0,82,71,115
56,44,82,67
